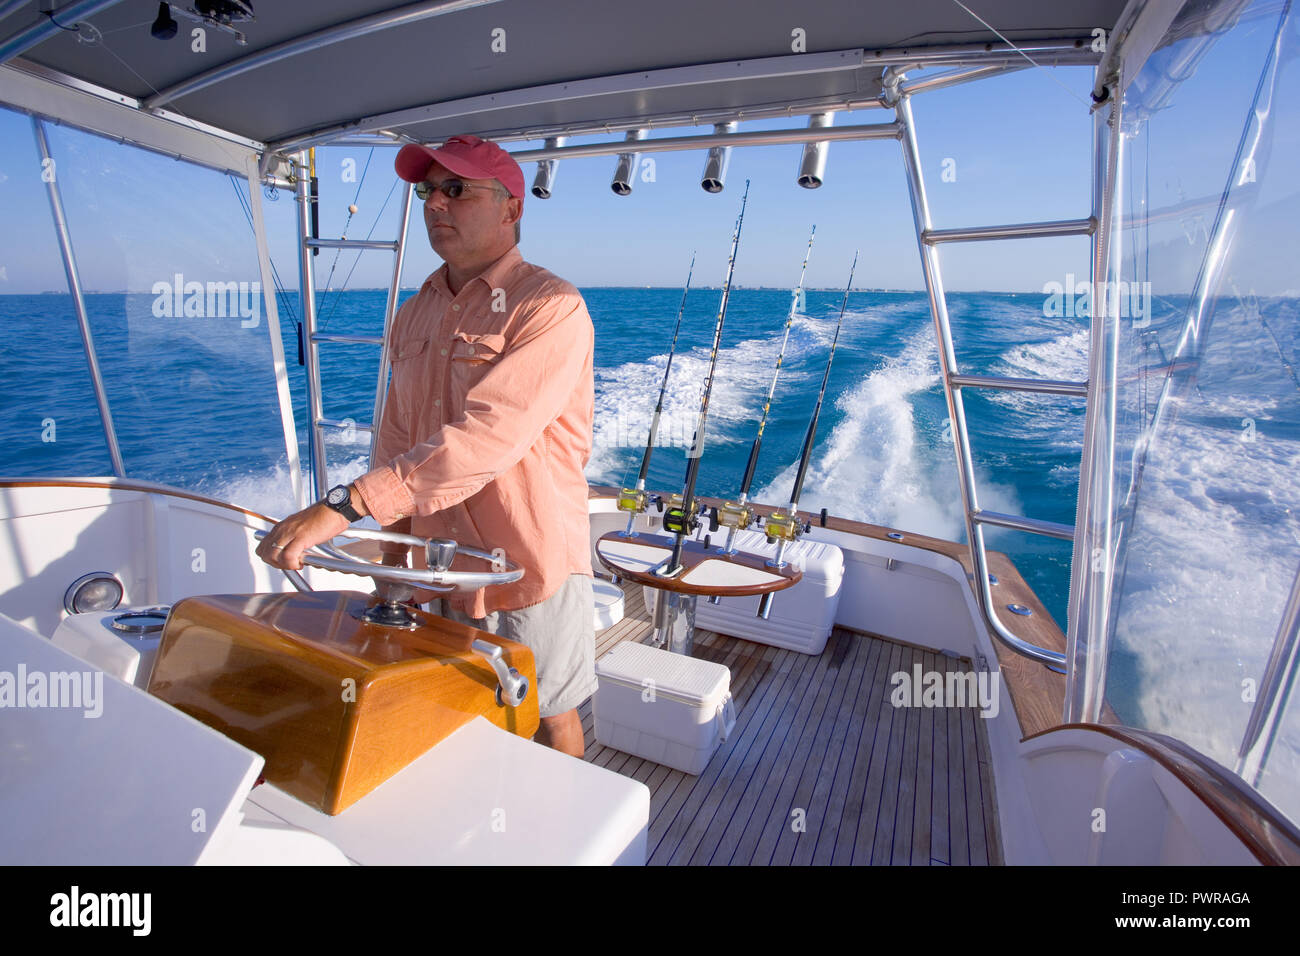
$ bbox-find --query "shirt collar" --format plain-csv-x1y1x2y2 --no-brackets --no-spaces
475,245,523,292
423,245,522,301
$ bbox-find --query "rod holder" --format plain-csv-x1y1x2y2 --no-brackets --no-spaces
797,113,833,188
701,121,736,192
612,128,647,195
531,136,565,198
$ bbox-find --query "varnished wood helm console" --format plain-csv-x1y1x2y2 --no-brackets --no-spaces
147,591,540,815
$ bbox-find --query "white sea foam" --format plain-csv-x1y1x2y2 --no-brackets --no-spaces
1105,391,1300,819
588,313,838,482
754,330,1022,541
209,444,371,519
984,328,1090,453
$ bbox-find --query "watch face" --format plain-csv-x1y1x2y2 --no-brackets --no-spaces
327,485,348,506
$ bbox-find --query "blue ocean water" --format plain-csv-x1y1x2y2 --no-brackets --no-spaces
0,286,1086,629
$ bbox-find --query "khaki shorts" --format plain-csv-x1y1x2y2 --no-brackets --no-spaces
428,573,597,719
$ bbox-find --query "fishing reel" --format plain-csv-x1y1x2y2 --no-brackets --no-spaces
661,493,694,535
763,510,812,544
717,500,756,531
616,487,649,515
660,494,719,536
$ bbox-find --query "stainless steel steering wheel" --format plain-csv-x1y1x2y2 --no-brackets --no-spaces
254,527,524,594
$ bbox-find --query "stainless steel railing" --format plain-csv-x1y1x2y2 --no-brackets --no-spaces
894,89,1090,671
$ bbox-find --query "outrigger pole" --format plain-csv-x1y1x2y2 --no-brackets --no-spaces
661,179,750,576
758,250,857,616
718,225,816,554
617,251,697,536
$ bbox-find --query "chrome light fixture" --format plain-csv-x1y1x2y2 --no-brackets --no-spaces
531,137,565,199
701,122,736,193
63,572,124,615
797,113,833,189
611,129,647,196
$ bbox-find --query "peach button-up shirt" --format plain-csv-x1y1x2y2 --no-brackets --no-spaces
352,245,594,618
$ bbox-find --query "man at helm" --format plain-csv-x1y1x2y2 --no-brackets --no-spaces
257,134,596,757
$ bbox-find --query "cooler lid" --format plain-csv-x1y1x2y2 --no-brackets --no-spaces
725,529,845,577
596,642,730,704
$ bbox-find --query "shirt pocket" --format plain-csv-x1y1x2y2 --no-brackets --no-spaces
449,331,506,365
447,332,507,416
391,337,430,363
387,337,429,418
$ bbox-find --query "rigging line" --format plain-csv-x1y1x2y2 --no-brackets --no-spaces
317,147,376,322
226,174,296,327
948,0,1091,107
98,18,156,36
92,34,216,139
318,173,400,327
226,172,295,317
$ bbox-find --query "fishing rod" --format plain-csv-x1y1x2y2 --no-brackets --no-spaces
617,251,697,536
758,250,858,615
661,179,750,575
717,225,816,555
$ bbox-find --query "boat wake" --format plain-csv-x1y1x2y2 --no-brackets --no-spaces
754,328,1023,542
587,314,829,482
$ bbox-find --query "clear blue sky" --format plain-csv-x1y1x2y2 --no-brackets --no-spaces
1,20,1295,297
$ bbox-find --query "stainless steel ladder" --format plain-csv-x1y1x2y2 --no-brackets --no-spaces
294,150,414,499
891,79,1093,670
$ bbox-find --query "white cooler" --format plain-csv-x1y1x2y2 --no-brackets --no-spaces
594,642,736,775
643,529,845,655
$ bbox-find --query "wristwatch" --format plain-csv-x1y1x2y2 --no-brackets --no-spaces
324,484,362,522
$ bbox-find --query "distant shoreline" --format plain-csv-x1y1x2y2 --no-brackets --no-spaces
0,287,1216,295
6,287,1299,297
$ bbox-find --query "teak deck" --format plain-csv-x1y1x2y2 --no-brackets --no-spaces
580,581,1002,865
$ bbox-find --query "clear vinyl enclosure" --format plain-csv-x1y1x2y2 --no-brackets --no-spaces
0,107,302,516
1069,0,1300,824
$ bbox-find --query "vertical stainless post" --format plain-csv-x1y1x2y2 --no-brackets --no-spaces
296,150,327,498
245,154,305,510
1065,92,1124,723
32,116,125,478
1237,558,1300,785
896,95,1064,669
369,181,414,466
653,590,697,656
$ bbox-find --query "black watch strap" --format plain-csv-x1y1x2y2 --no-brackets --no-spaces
324,484,362,522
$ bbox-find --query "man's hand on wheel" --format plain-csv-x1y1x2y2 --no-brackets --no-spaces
256,502,351,571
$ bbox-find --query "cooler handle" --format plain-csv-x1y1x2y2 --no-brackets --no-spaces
715,694,737,742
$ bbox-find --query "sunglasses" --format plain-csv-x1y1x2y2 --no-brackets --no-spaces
414,178,508,201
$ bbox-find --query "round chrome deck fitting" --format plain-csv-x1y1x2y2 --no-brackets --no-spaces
109,607,169,636
1007,603,1033,616
886,531,904,541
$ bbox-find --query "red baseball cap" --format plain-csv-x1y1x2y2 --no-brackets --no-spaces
395,134,525,199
